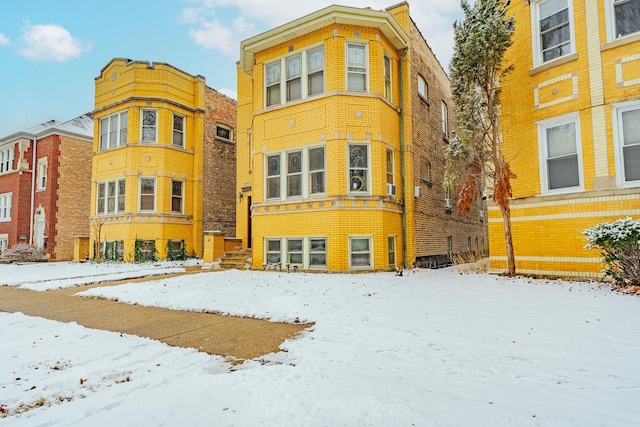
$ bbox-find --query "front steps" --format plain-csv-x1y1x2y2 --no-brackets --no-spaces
218,249,252,269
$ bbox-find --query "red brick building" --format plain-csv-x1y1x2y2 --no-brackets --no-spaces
0,114,93,260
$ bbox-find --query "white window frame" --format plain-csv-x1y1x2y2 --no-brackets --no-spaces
100,111,127,150
171,180,184,213
265,146,325,201
346,42,368,92
383,53,392,102
139,177,156,212
141,109,157,143
349,236,372,270
37,158,47,190
386,148,395,196
348,143,370,195
0,145,15,174
264,236,328,270
0,234,7,254
308,237,327,268
417,74,428,101
605,0,640,41
531,0,576,67
0,193,12,222
265,238,282,265
96,178,125,215
445,187,452,211
286,53,302,102
537,112,584,194
441,101,449,138
286,150,303,198
286,238,303,266
215,124,233,143
172,114,185,147
612,100,640,187
264,44,325,108
388,235,396,268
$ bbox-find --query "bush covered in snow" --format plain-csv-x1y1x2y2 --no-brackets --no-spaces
584,217,640,286
0,244,48,262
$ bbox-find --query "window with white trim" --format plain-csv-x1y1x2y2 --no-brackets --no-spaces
349,143,369,193
607,0,640,40
287,238,303,265
96,179,125,215
383,54,392,102
386,148,395,196
216,125,233,142
265,237,327,269
266,239,281,264
445,187,452,210
309,238,326,267
0,236,7,254
173,114,184,147
139,178,155,211
141,110,157,142
538,113,583,193
0,193,12,221
37,158,47,190
266,146,325,200
417,75,427,101
100,111,127,150
532,0,574,65
350,236,372,269
265,45,325,108
613,103,640,185
171,180,183,213
388,236,396,268
347,42,367,92
1,145,15,173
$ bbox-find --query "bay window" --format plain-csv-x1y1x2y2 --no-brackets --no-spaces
349,143,369,193
265,45,325,107
347,42,367,91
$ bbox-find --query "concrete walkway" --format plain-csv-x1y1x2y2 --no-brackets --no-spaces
0,274,310,363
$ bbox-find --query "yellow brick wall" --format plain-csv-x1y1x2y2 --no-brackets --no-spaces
490,1,640,279
91,59,205,261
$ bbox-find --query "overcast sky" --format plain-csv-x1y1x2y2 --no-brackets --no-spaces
0,0,463,135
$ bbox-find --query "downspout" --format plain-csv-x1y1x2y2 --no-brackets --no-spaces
29,136,37,245
399,46,409,269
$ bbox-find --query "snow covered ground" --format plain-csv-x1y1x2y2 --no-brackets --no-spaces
1,262,639,426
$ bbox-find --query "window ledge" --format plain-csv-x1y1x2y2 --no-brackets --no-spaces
602,33,640,52
530,53,578,76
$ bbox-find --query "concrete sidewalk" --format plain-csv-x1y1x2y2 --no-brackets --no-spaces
0,279,310,363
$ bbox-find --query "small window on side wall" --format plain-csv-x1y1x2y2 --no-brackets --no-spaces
216,125,233,143
418,75,427,101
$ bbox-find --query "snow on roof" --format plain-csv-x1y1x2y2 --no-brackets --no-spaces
0,112,93,144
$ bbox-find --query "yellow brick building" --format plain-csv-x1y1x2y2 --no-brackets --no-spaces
90,59,236,261
237,3,487,271
490,0,640,278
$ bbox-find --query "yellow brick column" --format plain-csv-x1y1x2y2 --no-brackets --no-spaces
203,231,225,263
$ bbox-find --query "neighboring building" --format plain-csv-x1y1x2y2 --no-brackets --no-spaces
91,59,236,262
0,114,93,260
236,2,487,271
489,0,640,278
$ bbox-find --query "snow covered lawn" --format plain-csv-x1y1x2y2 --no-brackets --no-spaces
1,263,639,426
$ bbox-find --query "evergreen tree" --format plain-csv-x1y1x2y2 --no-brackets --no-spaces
446,0,516,276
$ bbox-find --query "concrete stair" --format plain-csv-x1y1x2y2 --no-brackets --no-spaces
219,249,252,269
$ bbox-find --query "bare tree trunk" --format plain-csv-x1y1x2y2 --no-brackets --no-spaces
499,203,516,276
92,220,102,263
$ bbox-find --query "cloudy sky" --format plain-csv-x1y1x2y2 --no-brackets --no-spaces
0,0,463,135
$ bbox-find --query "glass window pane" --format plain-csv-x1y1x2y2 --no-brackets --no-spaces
286,54,301,79
546,122,576,157
310,253,326,266
311,171,325,193
172,181,182,196
288,152,301,174
615,0,640,37
287,79,301,101
140,195,154,210
622,108,640,145
267,240,281,252
268,155,280,176
287,175,301,196
267,84,280,106
308,46,324,73
310,239,325,252
548,155,579,189
348,73,366,91
120,112,128,144
267,177,280,199
308,72,324,96
309,147,324,170
288,239,302,252
347,44,366,68
623,145,640,181
351,238,369,252
266,62,280,86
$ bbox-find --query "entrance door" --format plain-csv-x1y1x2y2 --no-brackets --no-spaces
247,196,252,249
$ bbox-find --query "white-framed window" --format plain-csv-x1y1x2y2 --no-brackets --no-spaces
538,113,583,193
0,193,12,221
606,0,640,41
0,145,14,173
37,158,47,190
445,187,452,210
171,180,183,213
347,42,368,92
307,45,324,96
286,54,302,102
309,238,326,267
613,101,640,186
348,143,369,193
420,159,432,182
383,53,392,102
141,110,157,142
441,101,449,138
266,146,325,200
265,239,282,264
265,45,325,108
139,177,155,211
388,236,396,268
417,74,428,101
96,178,125,215
287,238,303,265
100,111,127,150
349,236,372,269
532,0,574,66
0,235,7,254
216,124,233,142
173,114,184,147
386,148,395,196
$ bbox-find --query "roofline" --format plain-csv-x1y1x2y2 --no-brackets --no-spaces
0,113,94,145
240,4,410,74
95,58,206,82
